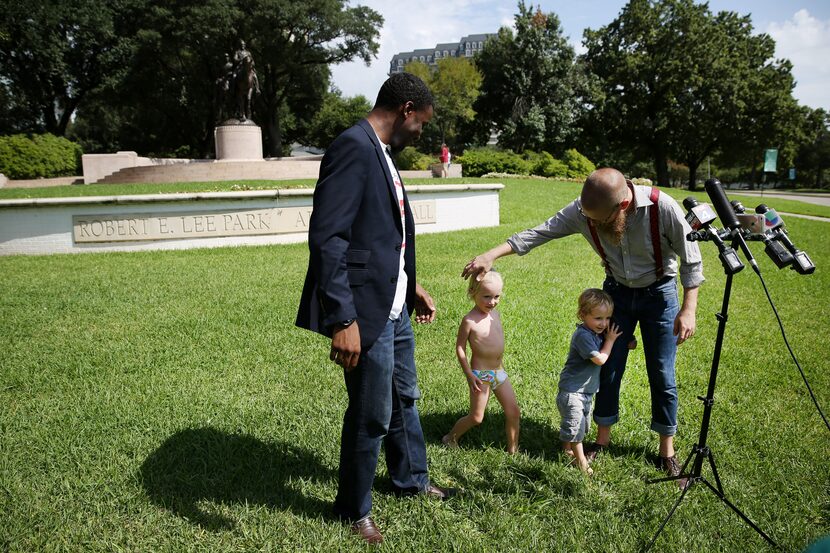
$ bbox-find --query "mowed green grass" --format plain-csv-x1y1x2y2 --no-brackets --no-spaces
1,177,828,219
1,179,828,552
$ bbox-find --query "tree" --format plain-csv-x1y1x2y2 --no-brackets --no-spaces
305,88,370,149
582,0,800,190
61,0,382,157
795,108,830,188
404,57,482,153
0,0,135,136
84,0,242,156
240,0,382,156
473,2,582,153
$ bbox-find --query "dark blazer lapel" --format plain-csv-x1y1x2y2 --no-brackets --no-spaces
357,119,403,232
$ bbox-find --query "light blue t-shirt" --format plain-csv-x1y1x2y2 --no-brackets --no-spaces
558,324,603,394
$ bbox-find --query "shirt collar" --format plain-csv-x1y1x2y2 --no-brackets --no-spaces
632,183,653,208
373,131,391,156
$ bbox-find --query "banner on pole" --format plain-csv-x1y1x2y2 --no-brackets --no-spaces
764,149,778,173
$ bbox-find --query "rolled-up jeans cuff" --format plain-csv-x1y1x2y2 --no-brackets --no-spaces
593,413,619,426
651,421,677,436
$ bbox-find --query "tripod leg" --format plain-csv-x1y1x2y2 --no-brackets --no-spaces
643,480,694,552
706,450,724,495
699,478,777,547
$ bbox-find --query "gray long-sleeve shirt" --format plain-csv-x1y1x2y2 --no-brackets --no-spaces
507,185,704,289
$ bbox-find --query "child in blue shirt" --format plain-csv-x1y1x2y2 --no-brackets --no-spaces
558,288,621,474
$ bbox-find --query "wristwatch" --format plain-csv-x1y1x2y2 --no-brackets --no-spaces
336,318,356,329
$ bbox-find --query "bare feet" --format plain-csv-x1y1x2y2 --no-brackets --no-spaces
569,455,594,475
441,434,459,449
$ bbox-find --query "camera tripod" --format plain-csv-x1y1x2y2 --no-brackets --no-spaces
644,238,777,551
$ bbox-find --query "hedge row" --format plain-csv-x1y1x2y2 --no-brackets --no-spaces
456,147,595,179
0,134,82,179
395,147,437,171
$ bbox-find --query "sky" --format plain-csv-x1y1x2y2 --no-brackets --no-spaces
330,0,830,112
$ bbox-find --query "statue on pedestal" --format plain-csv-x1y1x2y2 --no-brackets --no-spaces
218,39,261,124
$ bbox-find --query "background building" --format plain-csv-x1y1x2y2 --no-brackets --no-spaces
389,33,493,74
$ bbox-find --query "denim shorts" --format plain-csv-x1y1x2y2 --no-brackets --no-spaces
557,390,593,443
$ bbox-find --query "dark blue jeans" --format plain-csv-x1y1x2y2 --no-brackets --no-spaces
594,276,680,436
333,308,430,522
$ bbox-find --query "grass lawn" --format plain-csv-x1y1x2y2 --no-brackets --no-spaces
1,179,828,552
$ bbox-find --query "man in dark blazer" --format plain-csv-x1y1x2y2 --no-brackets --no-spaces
296,73,455,545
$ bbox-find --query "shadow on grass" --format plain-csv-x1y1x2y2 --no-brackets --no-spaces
421,411,559,459
422,411,655,462
140,427,335,530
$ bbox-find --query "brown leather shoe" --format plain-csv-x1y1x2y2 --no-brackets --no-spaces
351,517,383,545
584,442,607,463
659,455,689,490
422,484,458,501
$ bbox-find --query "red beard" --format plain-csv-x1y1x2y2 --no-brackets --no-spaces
596,208,628,246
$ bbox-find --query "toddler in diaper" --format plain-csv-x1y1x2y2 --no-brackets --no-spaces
443,270,520,453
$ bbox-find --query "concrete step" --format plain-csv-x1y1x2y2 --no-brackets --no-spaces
98,159,323,184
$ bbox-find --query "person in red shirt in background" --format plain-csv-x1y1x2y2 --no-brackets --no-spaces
440,143,450,178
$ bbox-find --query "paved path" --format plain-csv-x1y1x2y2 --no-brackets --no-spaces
722,191,830,222
728,190,830,207
779,212,829,222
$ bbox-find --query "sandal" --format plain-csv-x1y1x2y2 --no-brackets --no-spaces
584,442,607,463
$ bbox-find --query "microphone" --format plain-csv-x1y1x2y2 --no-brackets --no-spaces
705,179,759,274
730,201,793,269
756,204,815,275
755,204,785,232
731,200,768,237
704,178,740,230
683,197,718,231
682,196,743,274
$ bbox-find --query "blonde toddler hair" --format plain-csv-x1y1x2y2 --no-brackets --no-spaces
467,270,503,299
577,288,614,320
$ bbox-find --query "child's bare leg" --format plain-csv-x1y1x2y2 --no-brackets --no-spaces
562,442,574,456
443,386,490,447
570,442,593,475
493,380,520,454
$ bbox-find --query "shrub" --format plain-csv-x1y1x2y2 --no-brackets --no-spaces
456,148,531,177
523,150,568,178
0,133,82,179
395,147,435,170
562,148,595,179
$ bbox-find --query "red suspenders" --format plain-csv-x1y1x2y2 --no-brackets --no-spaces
586,186,664,281
648,186,664,279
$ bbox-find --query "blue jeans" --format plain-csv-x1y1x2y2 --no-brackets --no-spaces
594,276,680,436
333,307,430,522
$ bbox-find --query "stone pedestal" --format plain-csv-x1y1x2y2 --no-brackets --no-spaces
215,122,263,161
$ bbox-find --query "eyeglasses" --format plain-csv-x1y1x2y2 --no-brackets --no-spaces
578,201,621,224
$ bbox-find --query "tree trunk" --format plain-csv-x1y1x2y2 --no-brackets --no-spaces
57,96,80,137
267,111,282,157
654,155,669,187
687,160,699,191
